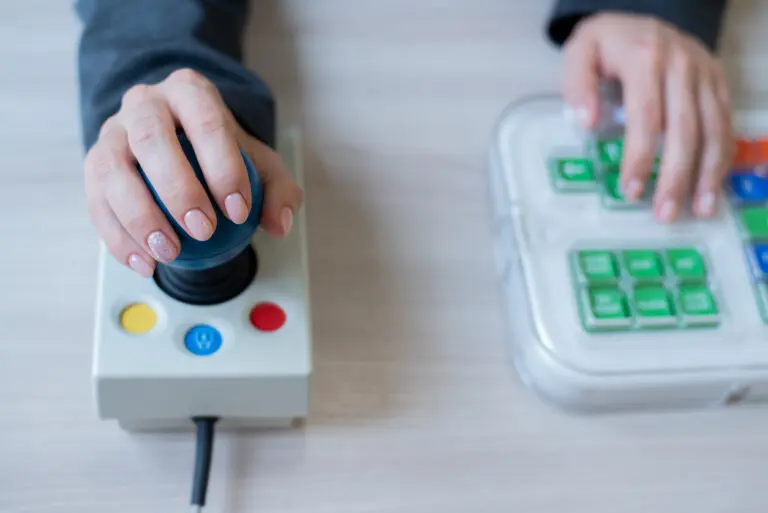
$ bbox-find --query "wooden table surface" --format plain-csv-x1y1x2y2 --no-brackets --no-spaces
3,1,768,512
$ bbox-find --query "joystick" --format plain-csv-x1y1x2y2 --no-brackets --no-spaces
139,132,262,305
91,127,311,433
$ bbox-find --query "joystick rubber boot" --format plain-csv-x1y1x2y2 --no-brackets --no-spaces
154,244,257,306
137,131,264,305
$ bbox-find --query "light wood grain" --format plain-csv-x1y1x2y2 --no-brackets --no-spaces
3,1,768,512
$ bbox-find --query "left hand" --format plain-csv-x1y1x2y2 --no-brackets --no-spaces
562,12,735,222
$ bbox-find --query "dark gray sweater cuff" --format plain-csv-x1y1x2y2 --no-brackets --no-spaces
546,0,728,51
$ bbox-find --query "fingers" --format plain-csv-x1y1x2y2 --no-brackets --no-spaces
562,26,600,129
84,68,305,278
161,69,253,224
89,199,156,278
566,14,735,223
120,82,217,241
84,120,181,274
618,40,665,201
240,132,303,238
98,121,182,262
654,48,701,223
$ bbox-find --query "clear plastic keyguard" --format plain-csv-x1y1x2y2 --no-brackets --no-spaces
489,82,768,413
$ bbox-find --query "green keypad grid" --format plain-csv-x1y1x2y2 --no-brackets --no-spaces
548,137,660,209
570,247,720,332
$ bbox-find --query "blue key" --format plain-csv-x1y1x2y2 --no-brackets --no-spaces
730,173,768,203
752,244,768,279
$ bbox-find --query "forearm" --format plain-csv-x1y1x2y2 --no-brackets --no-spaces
74,0,274,150
546,0,729,50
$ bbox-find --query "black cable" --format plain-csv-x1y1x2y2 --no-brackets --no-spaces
191,417,219,513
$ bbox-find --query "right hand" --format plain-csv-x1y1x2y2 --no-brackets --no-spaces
562,13,735,222
84,69,303,277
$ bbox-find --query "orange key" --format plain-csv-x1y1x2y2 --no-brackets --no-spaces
733,138,757,167
754,138,768,164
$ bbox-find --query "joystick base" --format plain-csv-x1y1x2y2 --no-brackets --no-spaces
91,129,311,432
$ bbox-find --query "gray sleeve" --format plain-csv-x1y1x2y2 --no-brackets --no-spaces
74,0,276,151
546,0,729,50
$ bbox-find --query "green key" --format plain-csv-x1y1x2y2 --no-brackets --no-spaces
633,285,677,327
740,207,768,239
633,286,673,317
602,171,624,202
550,157,595,191
557,158,594,182
589,287,629,319
597,139,623,165
622,250,663,280
580,286,632,331
666,248,706,281
577,250,618,282
677,284,719,326
677,285,717,316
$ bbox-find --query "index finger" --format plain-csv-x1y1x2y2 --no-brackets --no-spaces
616,46,665,201
161,69,253,225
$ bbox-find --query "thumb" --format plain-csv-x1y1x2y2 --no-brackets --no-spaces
237,130,303,238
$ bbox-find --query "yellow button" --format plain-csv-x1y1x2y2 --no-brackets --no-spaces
120,303,157,334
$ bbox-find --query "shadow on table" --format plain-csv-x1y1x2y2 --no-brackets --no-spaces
242,0,406,425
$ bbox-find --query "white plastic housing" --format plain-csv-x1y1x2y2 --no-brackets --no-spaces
489,95,768,413
92,129,311,431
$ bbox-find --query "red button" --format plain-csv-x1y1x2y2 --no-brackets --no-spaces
249,302,286,332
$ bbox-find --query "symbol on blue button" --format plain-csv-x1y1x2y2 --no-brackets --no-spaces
730,173,768,203
184,324,222,356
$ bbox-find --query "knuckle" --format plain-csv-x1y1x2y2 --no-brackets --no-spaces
98,114,120,140
127,111,167,148
161,177,201,212
85,148,120,181
184,94,228,137
166,68,211,89
671,47,696,77
121,84,154,108
635,37,665,69
117,199,162,240
192,111,227,137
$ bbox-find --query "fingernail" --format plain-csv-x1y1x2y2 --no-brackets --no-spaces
659,200,677,223
147,231,178,262
566,105,591,128
128,253,154,278
624,178,644,199
184,209,214,240
574,107,591,128
696,192,717,217
224,193,249,224
280,207,293,234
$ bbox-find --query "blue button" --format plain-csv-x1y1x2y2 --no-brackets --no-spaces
730,173,768,202
184,325,222,356
753,244,768,278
